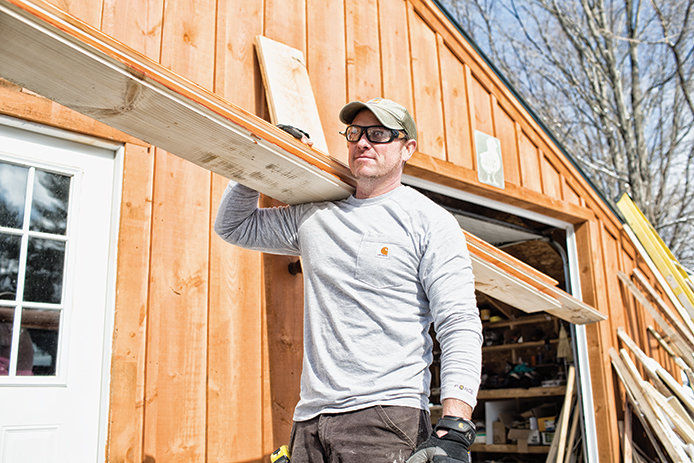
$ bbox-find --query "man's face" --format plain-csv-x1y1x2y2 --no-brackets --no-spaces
347,110,416,181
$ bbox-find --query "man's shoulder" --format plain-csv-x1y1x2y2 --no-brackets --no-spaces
395,186,456,222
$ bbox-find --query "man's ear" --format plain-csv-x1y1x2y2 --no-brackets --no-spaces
401,139,417,163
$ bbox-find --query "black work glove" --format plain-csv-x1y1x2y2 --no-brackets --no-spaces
277,124,310,141
406,416,475,463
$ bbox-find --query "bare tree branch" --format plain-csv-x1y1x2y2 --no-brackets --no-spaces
445,0,694,266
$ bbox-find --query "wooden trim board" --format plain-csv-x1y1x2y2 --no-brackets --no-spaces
0,0,604,325
0,0,355,205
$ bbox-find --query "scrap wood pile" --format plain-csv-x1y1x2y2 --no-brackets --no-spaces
545,365,582,463
612,271,694,462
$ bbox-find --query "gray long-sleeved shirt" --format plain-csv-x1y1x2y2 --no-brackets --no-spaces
214,182,482,421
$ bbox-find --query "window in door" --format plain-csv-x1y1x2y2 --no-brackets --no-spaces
0,161,71,377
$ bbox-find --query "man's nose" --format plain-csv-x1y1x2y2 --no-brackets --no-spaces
356,131,372,148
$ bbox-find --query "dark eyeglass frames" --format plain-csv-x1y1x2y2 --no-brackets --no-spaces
340,125,407,144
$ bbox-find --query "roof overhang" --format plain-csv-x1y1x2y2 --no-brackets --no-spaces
0,0,605,325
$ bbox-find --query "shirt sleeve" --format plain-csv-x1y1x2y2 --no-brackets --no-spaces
419,214,482,409
213,181,305,255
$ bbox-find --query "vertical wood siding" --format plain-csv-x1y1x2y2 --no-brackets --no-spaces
307,0,347,162
379,0,414,117
518,130,543,193
438,43,473,170
140,0,216,460
492,102,519,185
408,9,445,159
210,1,265,460
346,0,381,102
107,143,153,463
4,1,686,461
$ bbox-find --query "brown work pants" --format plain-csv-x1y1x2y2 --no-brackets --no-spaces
289,405,431,463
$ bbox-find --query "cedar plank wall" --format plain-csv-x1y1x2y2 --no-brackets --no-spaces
0,0,687,461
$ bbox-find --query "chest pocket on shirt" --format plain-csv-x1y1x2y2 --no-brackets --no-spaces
355,234,407,289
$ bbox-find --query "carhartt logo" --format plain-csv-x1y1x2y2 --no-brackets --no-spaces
380,247,389,256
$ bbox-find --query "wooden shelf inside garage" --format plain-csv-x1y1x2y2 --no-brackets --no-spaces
477,385,566,400
471,443,550,454
482,338,558,353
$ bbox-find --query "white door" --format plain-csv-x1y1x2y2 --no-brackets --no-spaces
0,120,118,462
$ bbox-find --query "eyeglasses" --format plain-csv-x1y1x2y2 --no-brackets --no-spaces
340,125,407,144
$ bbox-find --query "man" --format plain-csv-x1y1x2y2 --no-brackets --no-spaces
215,98,481,462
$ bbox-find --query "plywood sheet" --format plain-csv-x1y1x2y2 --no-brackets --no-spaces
254,35,330,154
0,0,354,205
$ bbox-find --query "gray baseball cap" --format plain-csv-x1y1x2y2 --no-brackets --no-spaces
339,98,417,141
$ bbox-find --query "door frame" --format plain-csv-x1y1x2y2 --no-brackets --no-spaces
0,114,124,463
403,174,599,462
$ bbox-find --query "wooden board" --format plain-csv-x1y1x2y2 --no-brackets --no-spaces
0,0,354,205
618,193,694,316
626,225,694,338
254,35,330,154
467,232,605,324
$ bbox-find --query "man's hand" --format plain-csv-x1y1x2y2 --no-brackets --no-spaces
406,416,475,463
277,124,313,147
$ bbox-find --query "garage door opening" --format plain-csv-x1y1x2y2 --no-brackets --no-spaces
405,178,598,462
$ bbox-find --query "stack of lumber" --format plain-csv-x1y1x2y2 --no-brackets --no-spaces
545,366,583,463
612,271,694,462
